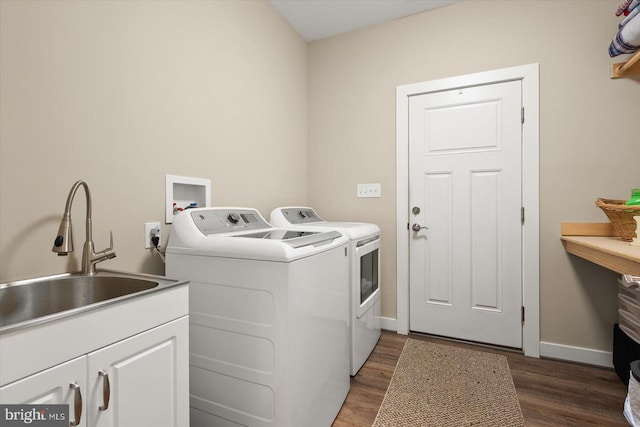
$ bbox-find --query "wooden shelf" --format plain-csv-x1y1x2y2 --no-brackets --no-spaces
561,222,640,275
562,236,640,275
611,50,640,79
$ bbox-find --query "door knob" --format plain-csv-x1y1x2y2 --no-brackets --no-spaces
412,206,421,215
412,223,428,232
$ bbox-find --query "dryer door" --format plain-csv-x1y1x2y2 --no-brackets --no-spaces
355,237,381,319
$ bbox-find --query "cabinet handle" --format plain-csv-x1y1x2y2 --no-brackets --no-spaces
69,382,82,426
98,370,110,411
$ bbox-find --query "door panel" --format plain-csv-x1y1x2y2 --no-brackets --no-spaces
423,172,453,305
425,100,501,153
409,80,523,349
471,170,501,310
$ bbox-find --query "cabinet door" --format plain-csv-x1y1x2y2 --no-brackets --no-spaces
87,316,189,427
0,356,87,427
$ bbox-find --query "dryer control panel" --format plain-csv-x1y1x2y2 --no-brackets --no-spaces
277,208,323,224
190,208,271,235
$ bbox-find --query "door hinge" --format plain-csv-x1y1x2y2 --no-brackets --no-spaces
521,207,525,224
521,306,525,323
521,107,525,124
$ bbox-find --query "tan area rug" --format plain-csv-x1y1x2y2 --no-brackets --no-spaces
373,339,525,427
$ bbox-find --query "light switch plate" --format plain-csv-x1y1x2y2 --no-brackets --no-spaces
357,183,381,198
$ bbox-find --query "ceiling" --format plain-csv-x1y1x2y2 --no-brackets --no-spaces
268,0,460,42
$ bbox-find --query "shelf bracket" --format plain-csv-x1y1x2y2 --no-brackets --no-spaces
611,50,640,79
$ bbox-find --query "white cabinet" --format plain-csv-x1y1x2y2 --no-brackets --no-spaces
0,317,188,427
0,356,87,426
87,317,188,427
0,280,189,427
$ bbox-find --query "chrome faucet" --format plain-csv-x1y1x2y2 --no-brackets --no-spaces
52,180,116,275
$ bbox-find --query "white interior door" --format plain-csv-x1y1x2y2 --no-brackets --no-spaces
408,80,523,348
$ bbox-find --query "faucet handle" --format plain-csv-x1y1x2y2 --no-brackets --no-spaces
97,231,116,261
105,231,116,259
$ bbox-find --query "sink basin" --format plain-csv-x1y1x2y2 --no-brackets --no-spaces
0,271,185,332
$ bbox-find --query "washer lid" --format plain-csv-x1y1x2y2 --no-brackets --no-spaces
233,229,344,248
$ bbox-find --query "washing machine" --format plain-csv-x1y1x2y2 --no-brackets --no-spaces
165,207,350,427
270,207,381,376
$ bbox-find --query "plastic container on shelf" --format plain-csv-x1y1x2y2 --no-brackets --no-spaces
627,189,640,206
624,360,640,426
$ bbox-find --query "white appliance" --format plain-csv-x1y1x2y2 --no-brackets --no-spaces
166,207,350,427
270,207,381,376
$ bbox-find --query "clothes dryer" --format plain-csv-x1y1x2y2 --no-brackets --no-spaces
166,208,350,427
270,207,381,376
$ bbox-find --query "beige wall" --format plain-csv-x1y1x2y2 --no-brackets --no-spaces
308,0,640,351
2,0,639,355
0,0,308,282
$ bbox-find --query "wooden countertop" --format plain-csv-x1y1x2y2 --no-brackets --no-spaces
561,223,640,276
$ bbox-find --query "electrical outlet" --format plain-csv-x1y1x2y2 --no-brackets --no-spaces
144,222,161,249
357,183,381,198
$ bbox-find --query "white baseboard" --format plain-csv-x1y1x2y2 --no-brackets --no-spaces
539,341,613,368
379,318,612,368
381,316,398,332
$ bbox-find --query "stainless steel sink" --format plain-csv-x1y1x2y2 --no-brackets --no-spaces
0,271,186,332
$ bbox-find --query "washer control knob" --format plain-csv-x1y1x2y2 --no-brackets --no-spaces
227,213,240,224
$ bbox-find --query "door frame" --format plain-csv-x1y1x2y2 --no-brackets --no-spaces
395,63,540,357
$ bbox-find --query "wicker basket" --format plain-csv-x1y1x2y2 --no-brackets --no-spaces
596,198,640,241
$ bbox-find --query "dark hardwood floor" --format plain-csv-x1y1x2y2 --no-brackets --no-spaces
333,331,629,426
